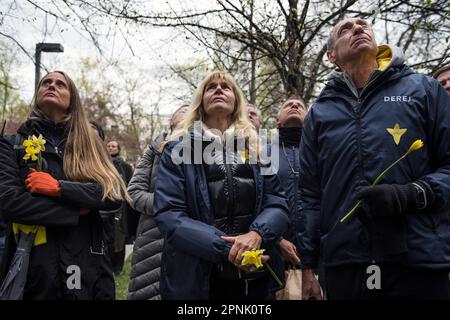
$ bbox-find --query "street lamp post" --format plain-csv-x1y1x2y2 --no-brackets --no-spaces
35,43,64,92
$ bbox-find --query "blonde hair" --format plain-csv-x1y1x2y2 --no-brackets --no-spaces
30,71,131,202
164,71,259,154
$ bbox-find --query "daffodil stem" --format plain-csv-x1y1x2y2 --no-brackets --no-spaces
37,154,42,171
263,262,283,288
340,200,362,223
340,154,408,223
371,154,406,187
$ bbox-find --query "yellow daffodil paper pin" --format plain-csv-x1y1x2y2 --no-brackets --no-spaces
15,134,47,245
241,249,284,288
340,139,424,222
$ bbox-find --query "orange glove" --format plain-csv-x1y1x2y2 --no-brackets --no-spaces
26,168,61,197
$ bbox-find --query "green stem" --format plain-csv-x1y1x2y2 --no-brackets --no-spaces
263,262,284,288
340,154,407,223
37,154,42,171
371,154,406,187
340,200,362,223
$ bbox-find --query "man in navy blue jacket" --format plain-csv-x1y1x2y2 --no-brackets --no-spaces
299,17,450,299
275,96,323,299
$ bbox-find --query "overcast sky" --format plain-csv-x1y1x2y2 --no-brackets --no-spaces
2,1,432,117
1,0,217,115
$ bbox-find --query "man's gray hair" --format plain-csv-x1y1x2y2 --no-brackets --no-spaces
247,104,262,120
278,95,308,116
327,28,335,51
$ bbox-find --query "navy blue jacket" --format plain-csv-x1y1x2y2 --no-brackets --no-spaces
153,136,290,299
299,48,450,269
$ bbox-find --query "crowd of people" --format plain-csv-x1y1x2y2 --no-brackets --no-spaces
0,17,449,300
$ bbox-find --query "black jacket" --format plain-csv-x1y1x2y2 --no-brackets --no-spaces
127,133,165,300
204,148,256,235
112,155,139,242
0,118,120,299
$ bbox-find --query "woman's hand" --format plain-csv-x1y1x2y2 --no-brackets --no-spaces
26,168,61,197
221,230,262,266
279,239,301,265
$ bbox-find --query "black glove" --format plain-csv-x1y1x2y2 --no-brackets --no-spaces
356,181,435,260
356,184,417,217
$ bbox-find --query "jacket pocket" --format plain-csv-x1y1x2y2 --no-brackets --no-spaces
409,212,438,235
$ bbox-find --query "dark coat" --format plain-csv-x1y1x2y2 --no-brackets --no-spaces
275,128,302,246
153,132,290,300
112,155,139,242
0,118,120,299
299,51,450,269
127,133,165,300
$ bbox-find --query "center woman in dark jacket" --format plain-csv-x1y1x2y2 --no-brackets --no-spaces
153,71,290,300
0,71,129,299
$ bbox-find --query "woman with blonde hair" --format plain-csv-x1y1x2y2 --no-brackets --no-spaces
0,71,129,299
153,71,289,300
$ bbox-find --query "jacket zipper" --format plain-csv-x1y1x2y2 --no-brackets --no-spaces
351,71,392,188
293,145,299,218
356,98,364,185
223,147,235,234
55,139,65,159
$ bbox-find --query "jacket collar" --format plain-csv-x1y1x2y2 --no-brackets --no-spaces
17,117,67,148
318,45,412,102
191,122,237,145
149,132,167,155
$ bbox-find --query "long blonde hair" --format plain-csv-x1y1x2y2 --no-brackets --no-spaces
30,71,131,202
165,71,258,153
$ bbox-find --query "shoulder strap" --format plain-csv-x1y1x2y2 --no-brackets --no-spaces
14,134,23,148
2,134,25,164
14,134,24,159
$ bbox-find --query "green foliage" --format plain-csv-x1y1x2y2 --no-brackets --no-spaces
114,255,132,300
0,41,28,128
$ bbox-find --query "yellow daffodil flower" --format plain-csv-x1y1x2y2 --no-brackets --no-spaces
23,134,46,170
240,249,284,288
340,139,424,223
405,139,424,156
23,146,39,161
17,134,48,245
241,249,265,268
239,150,250,163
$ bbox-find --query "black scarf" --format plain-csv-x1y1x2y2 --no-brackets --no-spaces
278,126,302,147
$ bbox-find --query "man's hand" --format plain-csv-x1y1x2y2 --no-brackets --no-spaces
356,184,416,217
302,268,323,300
279,239,301,265
221,231,262,266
